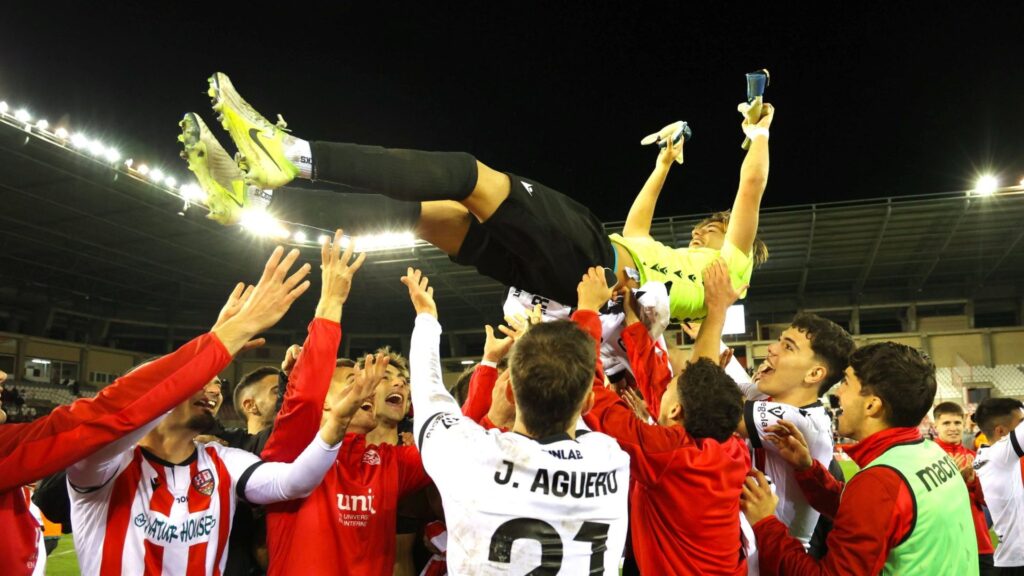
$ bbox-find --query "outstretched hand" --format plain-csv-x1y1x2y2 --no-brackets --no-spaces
401,268,438,318
213,282,266,352
577,266,614,312
763,419,814,471
484,305,542,363
316,229,367,322
331,353,389,420
212,247,312,354
702,259,745,314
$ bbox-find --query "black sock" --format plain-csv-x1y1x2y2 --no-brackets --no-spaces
311,142,478,202
270,185,422,234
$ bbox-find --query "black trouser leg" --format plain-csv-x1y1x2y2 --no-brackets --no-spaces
310,141,478,202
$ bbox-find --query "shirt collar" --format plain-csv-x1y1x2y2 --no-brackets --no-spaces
845,427,922,468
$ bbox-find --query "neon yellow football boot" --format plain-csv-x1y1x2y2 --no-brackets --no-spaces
208,72,300,189
178,112,257,225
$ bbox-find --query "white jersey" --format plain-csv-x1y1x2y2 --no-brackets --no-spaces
412,313,630,575
68,426,339,576
744,398,834,546
70,443,257,576
975,411,1024,568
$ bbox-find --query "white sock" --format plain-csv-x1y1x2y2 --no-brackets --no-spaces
284,136,313,180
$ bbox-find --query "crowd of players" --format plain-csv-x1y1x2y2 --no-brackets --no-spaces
1,73,1023,576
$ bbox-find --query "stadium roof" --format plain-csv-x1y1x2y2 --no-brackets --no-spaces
1,113,1022,353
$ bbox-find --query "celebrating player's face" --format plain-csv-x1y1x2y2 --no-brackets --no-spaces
373,365,409,424
247,374,280,427
325,365,377,434
934,413,965,445
173,379,222,432
835,367,868,439
689,222,726,250
757,328,819,398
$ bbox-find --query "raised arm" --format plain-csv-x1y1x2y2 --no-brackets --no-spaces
691,259,743,362
0,246,311,491
725,103,773,257
622,136,682,238
263,230,364,462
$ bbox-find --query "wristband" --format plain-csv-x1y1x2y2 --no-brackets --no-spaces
480,360,498,369
746,127,770,140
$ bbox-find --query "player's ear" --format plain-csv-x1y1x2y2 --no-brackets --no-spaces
670,402,684,423
581,389,595,415
804,365,826,388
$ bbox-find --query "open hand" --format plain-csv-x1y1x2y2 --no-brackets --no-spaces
213,282,265,351
576,266,613,312
702,259,744,314
401,268,438,318
763,419,814,471
330,353,390,421
316,229,366,322
213,247,312,354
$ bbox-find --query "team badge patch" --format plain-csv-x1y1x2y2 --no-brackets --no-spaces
191,469,215,496
362,449,381,466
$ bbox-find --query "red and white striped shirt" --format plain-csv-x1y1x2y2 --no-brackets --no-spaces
71,443,252,576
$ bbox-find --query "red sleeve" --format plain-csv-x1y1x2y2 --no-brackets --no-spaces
396,445,432,497
262,318,341,462
583,377,691,485
461,365,497,424
0,332,231,491
754,467,914,575
794,460,845,519
571,309,606,386
620,322,672,417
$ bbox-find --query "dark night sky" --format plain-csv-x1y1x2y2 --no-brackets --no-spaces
1,4,1021,221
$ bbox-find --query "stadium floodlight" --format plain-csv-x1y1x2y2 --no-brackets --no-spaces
150,169,165,183
35,119,49,131
240,208,290,239
164,176,177,188
318,234,331,245
460,360,475,365
14,109,30,123
137,164,150,175
0,101,8,114
70,133,89,149
54,127,69,139
1019,177,1024,187
974,175,998,196
104,147,121,163
179,183,207,203
293,230,307,243
353,231,417,252
88,139,106,157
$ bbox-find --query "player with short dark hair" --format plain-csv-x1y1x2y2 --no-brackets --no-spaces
234,366,282,432
972,397,1024,574
583,260,751,575
744,342,979,575
0,247,311,575
932,401,996,575
405,266,630,574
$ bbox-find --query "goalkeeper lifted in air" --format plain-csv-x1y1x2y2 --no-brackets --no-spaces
179,72,771,323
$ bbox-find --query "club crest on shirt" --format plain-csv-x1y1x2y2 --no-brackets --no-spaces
191,469,215,496
768,406,786,419
362,448,381,466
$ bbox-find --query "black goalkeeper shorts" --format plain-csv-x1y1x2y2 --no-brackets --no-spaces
452,173,615,306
